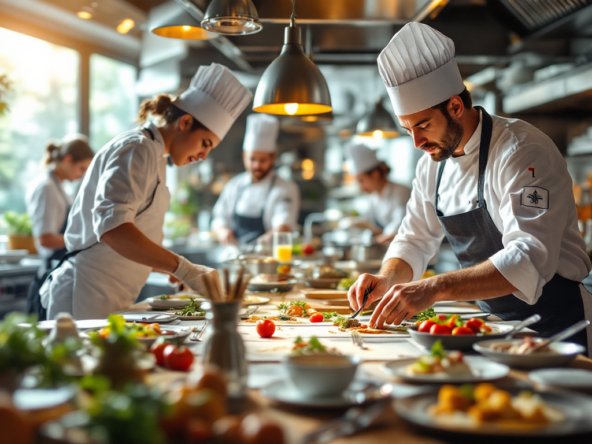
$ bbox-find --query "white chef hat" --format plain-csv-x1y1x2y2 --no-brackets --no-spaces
243,114,280,153
347,143,380,175
174,63,252,140
377,22,465,116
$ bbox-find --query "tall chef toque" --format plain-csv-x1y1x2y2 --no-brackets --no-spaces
377,22,465,116
174,63,253,141
347,143,380,175
243,114,280,153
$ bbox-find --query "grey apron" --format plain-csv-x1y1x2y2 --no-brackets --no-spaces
231,174,277,245
435,107,587,349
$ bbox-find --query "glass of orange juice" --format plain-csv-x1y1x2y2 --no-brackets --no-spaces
273,232,293,263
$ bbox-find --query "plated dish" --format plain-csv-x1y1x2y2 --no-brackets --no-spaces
529,368,592,391
394,385,592,439
247,280,297,293
242,295,272,305
146,293,204,310
86,323,191,347
473,338,585,368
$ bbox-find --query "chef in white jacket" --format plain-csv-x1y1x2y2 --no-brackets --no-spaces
348,22,592,351
346,143,411,244
41,63,252,320
211,113,300,245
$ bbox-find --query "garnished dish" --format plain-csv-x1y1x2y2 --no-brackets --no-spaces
430,384,563,429
487,336,554,354
96,322,165,339
291,336,341,355
146,293,204,310
332,315,407,335
88,317,191,347
407,340,471,377
170,298,206,320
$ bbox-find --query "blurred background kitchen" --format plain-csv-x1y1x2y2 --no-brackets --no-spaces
2,0,592,315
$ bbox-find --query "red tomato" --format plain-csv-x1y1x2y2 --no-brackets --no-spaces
430,323,452,335
436,314,448,321
163,344,194,371
465,318,484,333
309,312,324,323
150,340,169,366
452,326,474,336
418,320,436,333
256,319,276,338
302,244,315,256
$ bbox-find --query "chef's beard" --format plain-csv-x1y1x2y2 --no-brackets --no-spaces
426,115,464,162
250,167,273,182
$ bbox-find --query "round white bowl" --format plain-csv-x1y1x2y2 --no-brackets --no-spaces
284,353,360,398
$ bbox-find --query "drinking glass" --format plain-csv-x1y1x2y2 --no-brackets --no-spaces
273,232,293,263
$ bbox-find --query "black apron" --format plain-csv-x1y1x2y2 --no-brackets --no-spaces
231,174,277,245
435,107,587,349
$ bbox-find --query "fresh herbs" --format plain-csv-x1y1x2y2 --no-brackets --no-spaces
278,301,310,317
291,336,328,354
0,313,45,373
175,298,205,317
414,308,436,322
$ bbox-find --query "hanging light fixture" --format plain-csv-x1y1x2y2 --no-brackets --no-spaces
253,0,332,116
356,99,399,139
201,0,262,35
151,8,218,40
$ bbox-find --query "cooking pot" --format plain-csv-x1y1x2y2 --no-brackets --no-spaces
236,254,278,275
350,243,388,262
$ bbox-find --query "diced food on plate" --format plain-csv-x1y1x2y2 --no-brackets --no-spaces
416,315,493,336
487,336,555,355
291,336,340,355
407,340,471,377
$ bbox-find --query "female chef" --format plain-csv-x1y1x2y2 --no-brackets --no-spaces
348,23,591,350
26,135,94,317
347,143,411,244
41,63,252,320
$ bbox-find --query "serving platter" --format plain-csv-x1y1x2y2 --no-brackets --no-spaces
394,388,592,440
408,323,514,351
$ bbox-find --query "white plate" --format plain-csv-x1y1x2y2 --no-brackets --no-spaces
434,305,489,315
13,386,76,411
242,295,272,305
146,294,204,310
247,281,297,293
529,368,592,391
261,379,393,409
119,312,178,323
35,319,109,330
384,356,509,383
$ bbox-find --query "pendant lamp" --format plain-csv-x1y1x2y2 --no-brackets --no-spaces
151,9,218,40
201,0,262,35
356,99,399,139
253,0,332,116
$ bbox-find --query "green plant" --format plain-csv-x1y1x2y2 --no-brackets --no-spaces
0,72,12,117
3,211,32,236
0,313,46,374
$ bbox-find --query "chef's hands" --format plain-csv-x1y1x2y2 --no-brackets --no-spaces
347,273,391,314
370,278,440,329
173,256,215,295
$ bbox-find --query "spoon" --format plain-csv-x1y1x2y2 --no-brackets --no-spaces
504,313,541,339
526,319,590,354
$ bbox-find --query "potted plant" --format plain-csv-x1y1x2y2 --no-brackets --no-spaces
3,211,37,253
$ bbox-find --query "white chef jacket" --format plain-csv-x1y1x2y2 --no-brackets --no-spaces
363,181,411,236
385,112,591,304
211,171,300,232
41,122,170,319
26,170,71,260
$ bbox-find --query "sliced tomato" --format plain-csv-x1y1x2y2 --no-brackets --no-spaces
452,326,474,336
163,344,194,371
309,312,324,323
256,319,276,338
418,320,436,333
430,323,452,335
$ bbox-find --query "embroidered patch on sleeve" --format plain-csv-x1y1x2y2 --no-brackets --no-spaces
521,186,549,209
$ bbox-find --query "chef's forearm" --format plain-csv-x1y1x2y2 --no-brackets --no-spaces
379,257,414,286
39,233,66,249
100,223,179,273
431,259,517,302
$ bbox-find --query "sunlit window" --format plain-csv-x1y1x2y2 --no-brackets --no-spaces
0,27,78,213
90,54,137,149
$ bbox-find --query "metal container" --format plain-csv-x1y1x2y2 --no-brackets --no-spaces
236,254,278,275
351,243,388,262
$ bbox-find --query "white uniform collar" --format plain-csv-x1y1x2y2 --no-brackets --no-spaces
459,109,483,158
145,121,165,150
245,169,276,186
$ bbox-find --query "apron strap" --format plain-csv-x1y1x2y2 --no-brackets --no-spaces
232,173,278,218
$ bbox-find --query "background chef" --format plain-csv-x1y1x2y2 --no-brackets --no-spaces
211,113,300,245
346,143,411,244
26,134,94,317
348,22,592,350
41,63,252,320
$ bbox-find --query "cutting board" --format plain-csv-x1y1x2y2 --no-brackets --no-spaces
306,300,352,314
300,289,348,300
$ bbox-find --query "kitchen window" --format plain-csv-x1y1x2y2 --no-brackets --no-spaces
89,54,137,149
0,27,79,214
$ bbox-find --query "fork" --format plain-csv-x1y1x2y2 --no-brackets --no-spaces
351,330,367,350
189,320,209,342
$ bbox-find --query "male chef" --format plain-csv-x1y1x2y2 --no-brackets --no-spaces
211,113,300,245
348,22,592,350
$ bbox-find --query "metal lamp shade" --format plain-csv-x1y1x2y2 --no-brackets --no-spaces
253,26,332,116
201,0,262,35
356,100,399,138
151,10,218,40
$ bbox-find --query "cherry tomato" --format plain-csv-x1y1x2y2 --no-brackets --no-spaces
418,320,436,333
430,323,452,335
452,326,474,336
150,339,169,366
163,344,194,371
309,312,324,323
465,318,484,333
436,314,448,322
256,319,276,338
